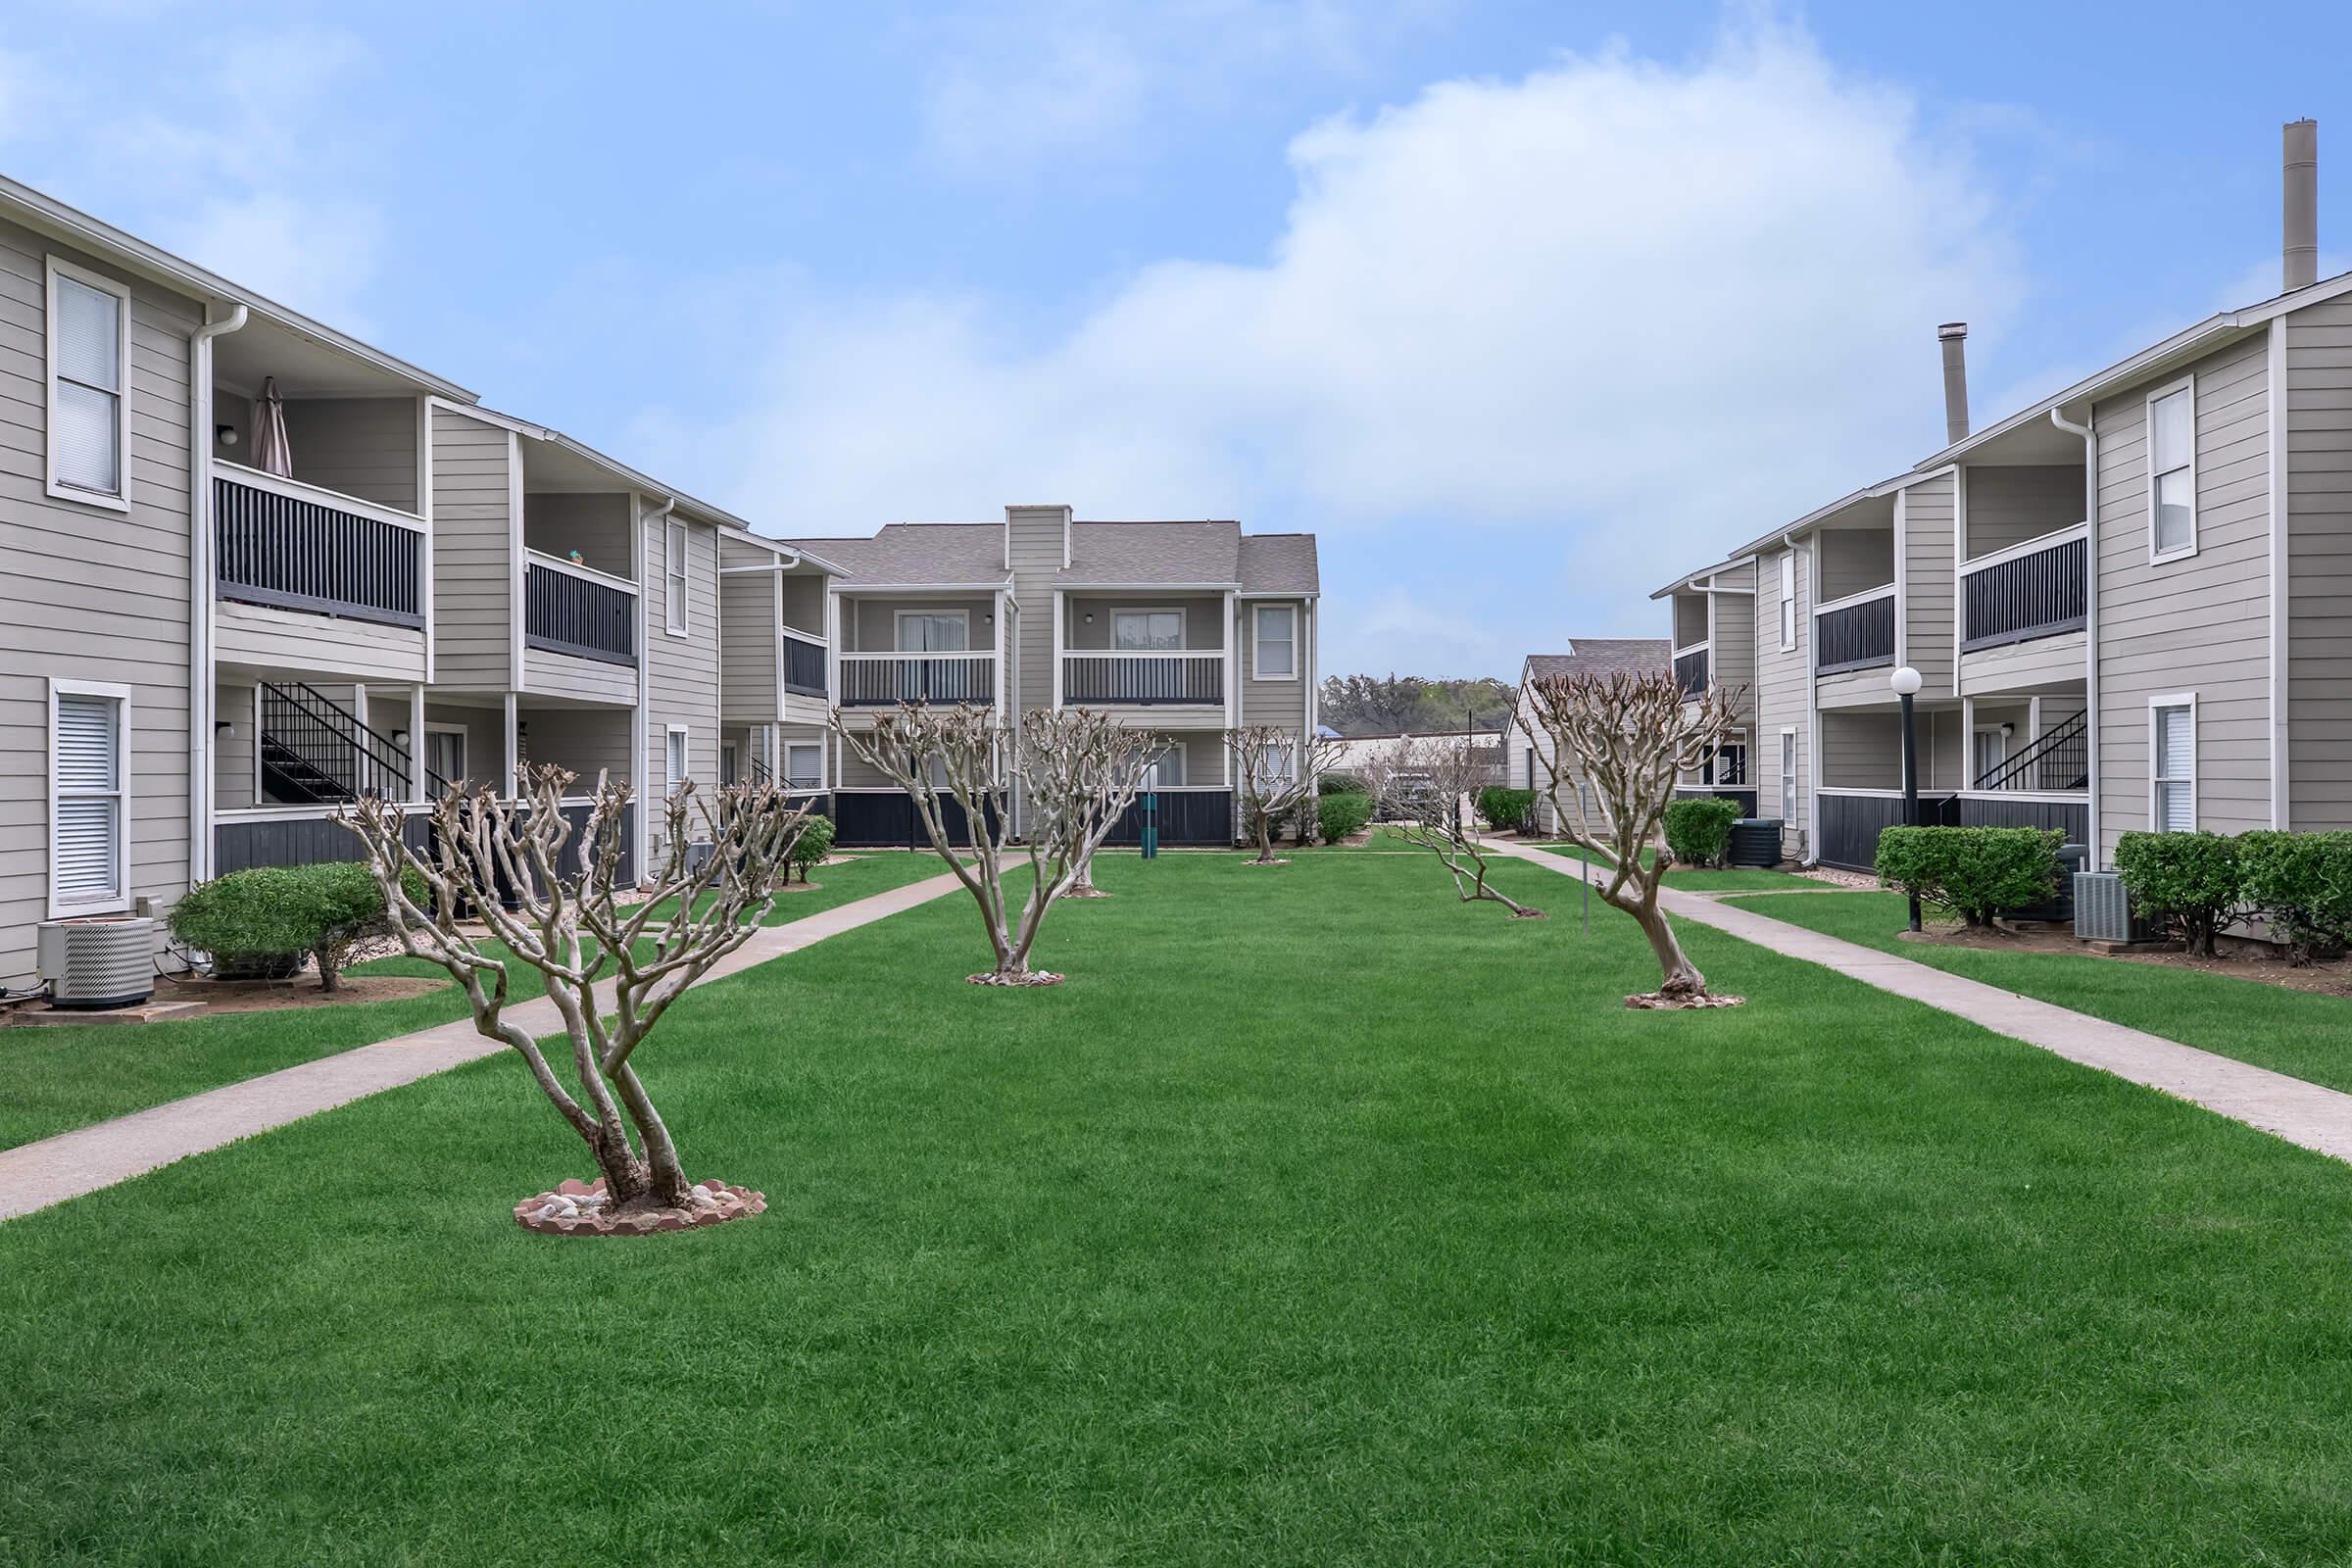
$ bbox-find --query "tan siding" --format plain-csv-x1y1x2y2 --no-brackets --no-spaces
522,491,633,580
644,516,721,812
1756,546,1809,854
841,596,994,652
2286,301,2352,827
1962,465,2082,560
1959,628,2085,696
277,396,419,512
214,598,426,684
721,566,779,722
429,406,513,689
1901,473,1956,699
523,646,637,706
1005,506,1058,715
214,681,256,809
1817,526,1893,600
2094,331,2273,860
1709,564,1756,725
1062,594,1224,649
521,706,632,790
1240,599,1308,728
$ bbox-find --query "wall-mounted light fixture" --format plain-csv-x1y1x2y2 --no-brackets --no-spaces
1083,612,1095,624
216,424,238,447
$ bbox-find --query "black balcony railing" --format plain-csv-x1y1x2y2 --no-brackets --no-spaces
838,654,996,706
783,632,827,697
1975,709,2089,793
1061,653,1224,704
1816,592,1895,674
215,471,423,629
1961,533,2087,653
524,559,637,665
1673,648,1708,698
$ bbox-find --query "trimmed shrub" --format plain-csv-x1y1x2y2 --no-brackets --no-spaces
1317,791,1373,845
1663,796,1743,868
1319,771,1369,798
1476,786,1537,834
170,861,422,990
788,812,836,884
2114,830,2247,957
1874,826,2063,927
2238,829,2352,964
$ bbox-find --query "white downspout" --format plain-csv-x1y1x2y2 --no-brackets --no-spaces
2050,405,2098,862
186,302,248,888
636,494,674,881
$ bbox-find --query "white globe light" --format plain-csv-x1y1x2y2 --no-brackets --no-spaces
1888,666,1923,697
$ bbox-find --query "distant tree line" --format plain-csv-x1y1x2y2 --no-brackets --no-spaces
1318,673,1518,737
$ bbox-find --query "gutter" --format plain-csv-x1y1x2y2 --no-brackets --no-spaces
2049,405,2098,862
186,301,248,887
636,494,675,881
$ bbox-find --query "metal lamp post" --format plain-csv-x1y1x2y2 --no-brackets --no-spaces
1889,664,1924,931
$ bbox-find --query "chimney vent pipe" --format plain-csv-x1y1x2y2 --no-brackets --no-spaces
2285,118,2319,293
1937,321,1970,446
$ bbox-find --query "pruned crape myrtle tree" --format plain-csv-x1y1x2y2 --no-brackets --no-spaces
1519,669,1742,1005
1395,736,1544,918
831,704,1156,984
1228,724,1341,864
341,764,808,1212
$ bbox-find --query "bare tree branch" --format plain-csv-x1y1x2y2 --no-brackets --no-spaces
1393,736,1544,917
1227,725,1343,864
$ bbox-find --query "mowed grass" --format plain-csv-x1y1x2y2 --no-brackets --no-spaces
1726,887,2352,1097
1531,840,1827,892
0,853,948,1152
11,854,2352,1563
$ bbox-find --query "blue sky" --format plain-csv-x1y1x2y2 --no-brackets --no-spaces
7,1,2351,678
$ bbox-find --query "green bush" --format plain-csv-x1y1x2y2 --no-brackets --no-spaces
2238,829,2352,964
170,861,422,990
1319,771,1368,798
1874,826,2062,928
788,812,836,884
1663,796,1744,868
1476,786,1537,834
2114,830,2247,957
1317,791,1374,844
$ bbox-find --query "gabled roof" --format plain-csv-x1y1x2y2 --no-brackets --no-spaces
779,514,1320,594
780,522,1008,585
1057,521,1238,586
1520,639,1671,684
1236,532,1320,595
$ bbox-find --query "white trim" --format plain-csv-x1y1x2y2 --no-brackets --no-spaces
831,580,1011,595
2145,373,2199,564
892,607,971,651
1952,466,1968,698
417,395,435,685
1777,725,1799,829
1954,788,2087,805
2268,318,2290,830
1776,550,1796,652
664,516,691,637
523,546,641,595
1250,603,1298,681
43,255,132,513
1810,581,1896,616
2148,692,2197,833
506,431,524,689
1815,786,1911,800
1891,487,1909,670
664,722,691,798
48,677,132,918
214,460,425,533
1052,590,1066,707
1955,521,2089,579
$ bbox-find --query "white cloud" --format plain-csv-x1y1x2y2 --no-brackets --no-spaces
640,17,2024,671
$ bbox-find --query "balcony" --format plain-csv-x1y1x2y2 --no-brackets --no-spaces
214,463,424,629
1961,526,2087,653
1672,644,1708,699
838,651,996,707
1815,586,1895,675
1060,651,1224,705
524,550,638,666
782,628,827,698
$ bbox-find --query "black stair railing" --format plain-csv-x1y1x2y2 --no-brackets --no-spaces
1974,709,2088,792
258,681,452,805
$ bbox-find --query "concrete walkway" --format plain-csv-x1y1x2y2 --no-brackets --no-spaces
0,868,968,1221
1488,838,2352,1165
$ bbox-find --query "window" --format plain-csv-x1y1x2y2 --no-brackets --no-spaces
1252,605,1297,679
1113,610,1184,651
1972,726,2006,788
1778,552,1796,650
785,743,822,791
721,741,740,787
2147,379,2196,561
1710,736,1747,787
897,611,969,652
46,259,130,508
1145,745,1186,788
51,681,128,914
1250,743,1295,789
664,520,690,635
2152,699,2195,831
665,726,689,798
1780,730,1797,823
424,725,467,797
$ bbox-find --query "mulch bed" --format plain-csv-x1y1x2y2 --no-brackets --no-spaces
1897,921,2352,999
514,1177,766,1236
115,972,450,1019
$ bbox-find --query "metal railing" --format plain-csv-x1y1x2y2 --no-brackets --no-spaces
782,628,828,697
524,552,638,665
215,466,424,629
1975,710,2088,792
1815,588,1896,674
1961,528,2087,653
258,680,450,804
1673,646,1708,698
1060,652,1224,704
837,652,996,706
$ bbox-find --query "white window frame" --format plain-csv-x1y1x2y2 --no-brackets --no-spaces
2145,374,2198,565
2149,693,2197,832
664,518,690,637
49,677,132,917
1779,727,1798,824
894,608,971,652
44,256,132,513
1972,724,2007,787
664,723,690,798
1777,551,1796,650
1146,743,1187,788
1710,730,1748,788
423,721,469,796
1111,606,1186,652
785,742,823,792
1252,604,1298,681
720,739,740,786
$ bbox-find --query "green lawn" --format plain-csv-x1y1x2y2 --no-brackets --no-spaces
1724,887,2352,1096
0,853,948,1152
8,854,2352,1561
1531,840,1827,892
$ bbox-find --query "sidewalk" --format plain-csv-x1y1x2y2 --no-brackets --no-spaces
1487,839,2352,1166
0,867,967,1221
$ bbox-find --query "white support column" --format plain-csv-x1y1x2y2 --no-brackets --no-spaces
1052,590,1065,708
502,691,519,797
350,685,370,795
408,686,426,802
1960,695,1975,790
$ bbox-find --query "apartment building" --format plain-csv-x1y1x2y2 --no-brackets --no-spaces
784,507,1322,846
1649,120,2351,875
1500,640,1670,832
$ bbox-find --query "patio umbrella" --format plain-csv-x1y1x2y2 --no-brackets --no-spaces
253,376,293,477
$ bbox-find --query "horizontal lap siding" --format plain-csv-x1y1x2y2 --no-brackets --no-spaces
1711,564,1757,726
1756,546,1807,852
1006,508,1057,718
429,407,513,689
721,567,778,721
1902,474,1955,699
645,518,720,853
2094,330,2273,861
2287,301,2352,828
214,598,426,684
1963,465,2082,558
278,396,419,512
1240,599,1308,729
1959,629,2085,696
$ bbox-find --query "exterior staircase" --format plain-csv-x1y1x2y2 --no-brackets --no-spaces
257,681,449,806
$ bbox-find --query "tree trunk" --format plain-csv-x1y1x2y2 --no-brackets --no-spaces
609,1060,692,1207
587,1122,654,1204
1628,896,1707,997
